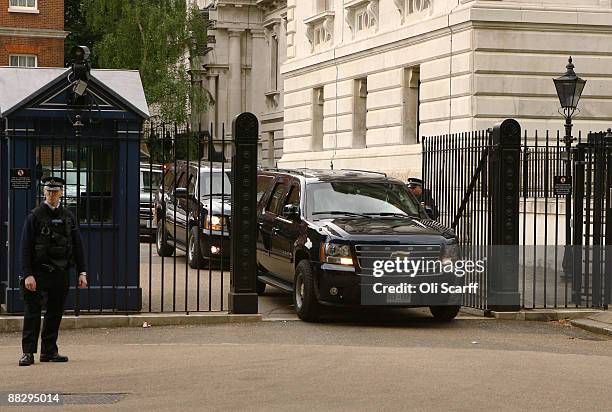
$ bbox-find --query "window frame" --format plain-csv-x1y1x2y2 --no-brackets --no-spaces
279,182,301,221
8,0,38,13
257,175,275,205
265,181,289,216
9,54,37,68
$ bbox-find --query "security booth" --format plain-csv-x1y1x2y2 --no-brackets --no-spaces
0,62,149,313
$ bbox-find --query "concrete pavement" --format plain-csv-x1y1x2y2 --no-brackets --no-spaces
0,314,610,411
571,311,612,337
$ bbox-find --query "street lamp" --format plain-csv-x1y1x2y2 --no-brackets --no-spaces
553,56,586,145
553,57,586,285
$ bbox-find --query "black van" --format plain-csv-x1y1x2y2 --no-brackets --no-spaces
256,168,461,322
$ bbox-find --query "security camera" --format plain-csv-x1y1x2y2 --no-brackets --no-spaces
69,46,92,103
71,46,91,64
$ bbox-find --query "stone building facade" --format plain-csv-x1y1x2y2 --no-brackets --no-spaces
191,0,287,166
279,0,612,179
0,0,67,68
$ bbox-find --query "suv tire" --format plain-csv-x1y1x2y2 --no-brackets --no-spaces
156,222,175,257
294,260,320,322
429,305,461,322
256,279,267,295
188,227,206,269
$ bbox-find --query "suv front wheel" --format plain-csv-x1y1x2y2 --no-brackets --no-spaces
156,222,175,257
429,305,461,322
294,260,320,322
188,227,206,269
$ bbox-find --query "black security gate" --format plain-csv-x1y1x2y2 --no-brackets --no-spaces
423,121,612,310
139,113,259,314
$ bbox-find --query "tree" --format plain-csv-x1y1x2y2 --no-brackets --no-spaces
82,0,208,123
64,0,100,67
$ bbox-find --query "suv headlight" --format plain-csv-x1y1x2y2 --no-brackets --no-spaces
204,215,227,231
442,243,459,265
320,242,353,266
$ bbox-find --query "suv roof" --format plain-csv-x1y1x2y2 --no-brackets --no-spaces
258,167,404,185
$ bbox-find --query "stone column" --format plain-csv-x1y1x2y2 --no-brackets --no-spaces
228,29,243,122
250,29,267,117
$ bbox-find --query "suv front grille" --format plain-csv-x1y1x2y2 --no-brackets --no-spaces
355,244,442,275
140,202,153,220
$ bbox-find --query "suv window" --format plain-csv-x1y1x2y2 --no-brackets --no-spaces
141,169,163,192
188,167,197,195
284,184,300,209
306,181,420,218
163,168,176,191
257,175,274,203
266,182,288,215
175,172,188,190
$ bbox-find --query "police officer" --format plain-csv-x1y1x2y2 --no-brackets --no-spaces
407,177,440,220
19,176,87,366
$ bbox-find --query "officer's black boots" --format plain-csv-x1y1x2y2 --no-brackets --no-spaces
19,353,34,366
40,353,68,362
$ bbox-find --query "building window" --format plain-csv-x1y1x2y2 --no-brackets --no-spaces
9,55,37,68
403,66,420,144
268,132,276,166
394,0,432,23
313,24,327,46
270,35,279,91
353,78,367,148
315,0,332,14
9,0,38,11
304,10,335,52
312,87,324,151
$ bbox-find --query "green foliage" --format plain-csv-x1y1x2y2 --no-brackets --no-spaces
146,131,204,164
81,0,209,123
64,0,100,67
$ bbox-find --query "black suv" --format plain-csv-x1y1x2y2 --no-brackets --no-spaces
256,168,461,322
154,161,231,268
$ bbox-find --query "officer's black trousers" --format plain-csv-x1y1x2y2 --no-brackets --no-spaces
22,271,69,354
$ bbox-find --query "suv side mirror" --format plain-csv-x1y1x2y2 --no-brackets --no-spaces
174,187,189,198
282,204,300,221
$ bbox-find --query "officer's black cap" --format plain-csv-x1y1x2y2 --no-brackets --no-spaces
407,177,423,187
41,176,65,191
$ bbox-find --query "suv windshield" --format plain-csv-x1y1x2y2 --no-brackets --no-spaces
141,170,163,191
198,171,232,196
306,181,420,219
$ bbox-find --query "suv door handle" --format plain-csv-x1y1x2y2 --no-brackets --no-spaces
272,227,280,234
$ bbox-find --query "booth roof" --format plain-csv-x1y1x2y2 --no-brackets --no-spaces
0,67,150,118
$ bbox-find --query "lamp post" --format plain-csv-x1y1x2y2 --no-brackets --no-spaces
554,57,587,147
553,57,586,280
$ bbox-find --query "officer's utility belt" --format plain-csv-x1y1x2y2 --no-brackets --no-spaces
39,263,64,273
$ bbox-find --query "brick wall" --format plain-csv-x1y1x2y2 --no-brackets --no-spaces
0,37,64,67
0,0,65,67
0,0,64,30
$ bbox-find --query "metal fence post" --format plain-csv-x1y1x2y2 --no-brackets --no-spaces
572,143,586,305
604,129,612,307
229,112,259,314
487,119,521,311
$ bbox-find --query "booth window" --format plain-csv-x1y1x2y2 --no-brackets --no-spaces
37,144,115,224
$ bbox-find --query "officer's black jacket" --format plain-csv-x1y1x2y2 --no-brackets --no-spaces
20,203,87,276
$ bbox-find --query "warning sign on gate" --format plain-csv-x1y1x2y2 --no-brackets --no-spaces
10,168,32,190
553,175,572,196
